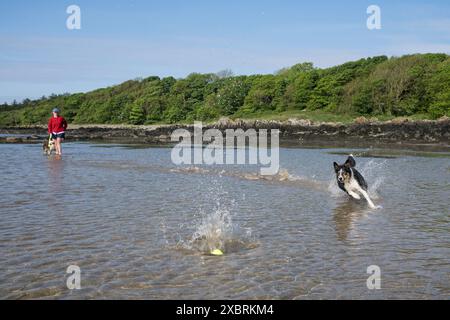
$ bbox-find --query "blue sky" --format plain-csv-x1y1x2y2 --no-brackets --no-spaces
1,0,449,103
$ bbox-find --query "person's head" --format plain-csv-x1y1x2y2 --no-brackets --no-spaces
52,108,60,117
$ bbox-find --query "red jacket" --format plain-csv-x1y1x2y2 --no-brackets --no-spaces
48,116,68,134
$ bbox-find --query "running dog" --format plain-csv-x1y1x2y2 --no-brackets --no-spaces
333,154,376,208
43,137,55,155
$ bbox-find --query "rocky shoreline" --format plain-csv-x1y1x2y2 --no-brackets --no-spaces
1,117,449,147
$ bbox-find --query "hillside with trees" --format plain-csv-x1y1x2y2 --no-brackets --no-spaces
0,53,449,126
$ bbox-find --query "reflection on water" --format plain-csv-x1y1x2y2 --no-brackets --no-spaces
47,155,64,189
0,142,449,299
333,199,369,242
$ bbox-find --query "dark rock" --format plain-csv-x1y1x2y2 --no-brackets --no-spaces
1,119,449,145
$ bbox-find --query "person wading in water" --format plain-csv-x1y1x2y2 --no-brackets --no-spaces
47,108,68,156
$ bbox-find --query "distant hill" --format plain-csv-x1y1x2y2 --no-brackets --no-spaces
1,53,449,126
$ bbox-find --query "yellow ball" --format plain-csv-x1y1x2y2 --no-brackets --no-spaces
210,249,224,256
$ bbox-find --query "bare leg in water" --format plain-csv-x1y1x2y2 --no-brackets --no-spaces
55,137,63,155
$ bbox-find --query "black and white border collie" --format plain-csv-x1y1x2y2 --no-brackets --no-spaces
333,154,376,209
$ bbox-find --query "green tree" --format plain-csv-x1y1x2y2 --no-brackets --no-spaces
129,103,145,124
351,83,373,114
283,70,318,110
242,75,278,113
215,76,250,115
427,58,450,118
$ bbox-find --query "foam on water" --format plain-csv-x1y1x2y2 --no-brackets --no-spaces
168,158,387,204
237,168,330,193
168,157,387,216
169,166,210,174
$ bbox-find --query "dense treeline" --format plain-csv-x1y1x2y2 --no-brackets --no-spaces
0,53,449,126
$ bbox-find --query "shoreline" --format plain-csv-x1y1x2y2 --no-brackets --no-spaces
1,117,449,149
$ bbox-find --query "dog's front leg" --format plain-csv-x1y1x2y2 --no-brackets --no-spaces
348,191,361,200
359,189,376,209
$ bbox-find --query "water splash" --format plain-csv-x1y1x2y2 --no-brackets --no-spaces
168,160,386,202
328,178,343,198
183,202,258,255
190,207,234,254
177,179,257,256
359,159,387,200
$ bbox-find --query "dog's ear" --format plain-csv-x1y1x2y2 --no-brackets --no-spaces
333,162,340,172
344,155,356,168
